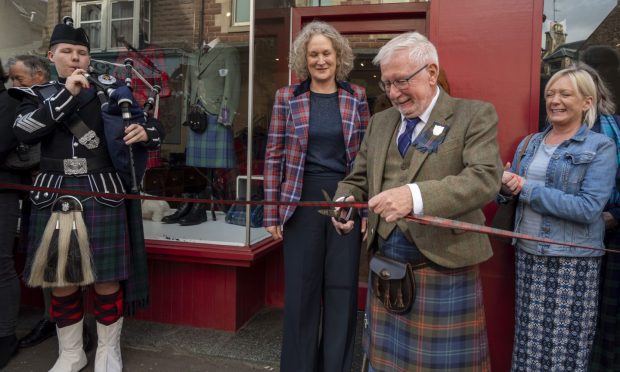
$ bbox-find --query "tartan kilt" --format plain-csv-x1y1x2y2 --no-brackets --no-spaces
364,230,490,372
186,112,237,168
24,176,130,284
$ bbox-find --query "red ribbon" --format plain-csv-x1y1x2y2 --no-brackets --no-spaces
2,182,617,254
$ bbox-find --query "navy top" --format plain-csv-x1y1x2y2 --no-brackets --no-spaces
304,91,347,175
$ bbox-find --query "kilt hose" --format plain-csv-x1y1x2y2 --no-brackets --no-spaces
186,112,237,169
24,176,130,284
365,229,490,372
512,249,601,372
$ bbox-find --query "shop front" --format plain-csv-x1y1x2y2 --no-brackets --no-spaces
10,0,619,369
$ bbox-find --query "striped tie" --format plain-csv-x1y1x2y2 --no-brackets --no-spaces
397,117,421,156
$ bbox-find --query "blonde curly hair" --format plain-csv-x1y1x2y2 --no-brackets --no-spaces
289,21,354,81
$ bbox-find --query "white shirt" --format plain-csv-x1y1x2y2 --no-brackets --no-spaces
397,87,441,215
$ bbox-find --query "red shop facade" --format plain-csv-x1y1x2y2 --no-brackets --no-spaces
14,1,544,370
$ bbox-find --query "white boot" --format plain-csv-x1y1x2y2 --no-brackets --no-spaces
94,317,123,372
49,318,88,372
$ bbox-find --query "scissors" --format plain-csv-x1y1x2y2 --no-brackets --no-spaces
317,189,354,223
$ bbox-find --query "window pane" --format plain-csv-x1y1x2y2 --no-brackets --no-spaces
112,0,134,19
81,22,102,49
111,20,133,47
80,4,102,22
234,0,250,24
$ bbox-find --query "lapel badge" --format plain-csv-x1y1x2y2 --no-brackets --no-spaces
98,74,117,85
432,124,444,136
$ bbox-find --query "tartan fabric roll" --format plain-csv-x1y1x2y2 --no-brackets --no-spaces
364,230,490,371
186,112,237,169
24,176,130,284
512,249,601,372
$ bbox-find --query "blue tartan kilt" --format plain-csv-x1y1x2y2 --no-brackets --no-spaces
186,112,237,168
364,229,490,372
24,176,130,284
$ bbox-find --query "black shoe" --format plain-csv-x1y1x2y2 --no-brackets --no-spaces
0,334,18,369
18,318,56,348
178,200,208,226
162,193,194,224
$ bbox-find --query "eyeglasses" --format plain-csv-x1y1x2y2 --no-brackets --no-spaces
378,64,429,92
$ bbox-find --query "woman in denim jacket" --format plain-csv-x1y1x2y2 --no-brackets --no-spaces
501,66,617,371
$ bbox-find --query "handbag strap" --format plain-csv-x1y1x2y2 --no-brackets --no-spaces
515,133,533,171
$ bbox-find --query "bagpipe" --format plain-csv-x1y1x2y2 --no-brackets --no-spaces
86,58,162,193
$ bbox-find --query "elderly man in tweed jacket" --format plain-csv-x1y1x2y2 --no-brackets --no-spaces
333,32,502,371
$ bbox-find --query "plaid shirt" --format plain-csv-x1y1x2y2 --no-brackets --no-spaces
263,80,369,226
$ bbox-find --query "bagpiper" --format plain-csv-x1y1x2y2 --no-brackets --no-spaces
11,16,162,372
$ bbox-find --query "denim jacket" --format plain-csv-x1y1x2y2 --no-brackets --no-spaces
507,124,617,257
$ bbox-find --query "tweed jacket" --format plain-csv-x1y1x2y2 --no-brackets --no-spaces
263,80,369,226
187,42,240,126
336,89,502,268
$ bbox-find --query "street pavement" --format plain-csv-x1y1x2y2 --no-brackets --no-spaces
3,306,364,372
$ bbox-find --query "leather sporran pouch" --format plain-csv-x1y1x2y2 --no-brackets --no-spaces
369,255,416,315
185,105,208,133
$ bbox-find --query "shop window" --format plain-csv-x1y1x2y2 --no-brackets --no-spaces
73,0,151,51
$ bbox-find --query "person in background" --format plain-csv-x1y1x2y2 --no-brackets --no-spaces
578,54,620,371
0,57,24,370
5,55,60,351
501,65,616,371
263,21,369,372
332,31,502,371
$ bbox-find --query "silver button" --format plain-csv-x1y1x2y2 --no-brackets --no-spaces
73,142,79,147
55,107,61,112
43,192,49,197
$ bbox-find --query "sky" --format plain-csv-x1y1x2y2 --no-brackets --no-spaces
543,0,617,43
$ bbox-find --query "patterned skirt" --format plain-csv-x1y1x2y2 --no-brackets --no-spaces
364,230,490,372
511,249,601,372
24,176,130,284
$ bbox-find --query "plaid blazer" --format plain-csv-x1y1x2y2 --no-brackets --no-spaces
263,80,369,226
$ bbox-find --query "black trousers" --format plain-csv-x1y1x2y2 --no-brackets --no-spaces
0,188,21,337
281,173,361,372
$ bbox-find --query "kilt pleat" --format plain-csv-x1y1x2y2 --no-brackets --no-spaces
511,249,601,372
364,230,490,372
24,176,130,284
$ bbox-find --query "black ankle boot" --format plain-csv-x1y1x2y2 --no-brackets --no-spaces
0,334,18,369
178,200,208,226
162,193,194,224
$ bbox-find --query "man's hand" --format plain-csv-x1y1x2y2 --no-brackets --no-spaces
65,69,90,96
368,185,412,223
266,225,283,240
123,123,148,145
331,195,356,235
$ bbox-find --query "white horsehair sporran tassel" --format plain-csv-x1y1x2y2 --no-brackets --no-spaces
28,196,95,288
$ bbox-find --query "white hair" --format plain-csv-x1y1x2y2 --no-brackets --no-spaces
373,32,439,68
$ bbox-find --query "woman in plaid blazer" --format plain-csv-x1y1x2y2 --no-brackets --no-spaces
263,21,369,372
